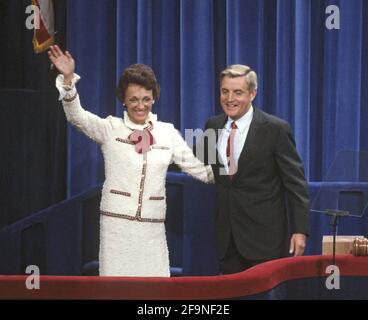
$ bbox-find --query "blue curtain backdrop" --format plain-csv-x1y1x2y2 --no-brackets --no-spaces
65,0,368,197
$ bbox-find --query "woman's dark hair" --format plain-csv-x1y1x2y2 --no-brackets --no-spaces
116,64,160,103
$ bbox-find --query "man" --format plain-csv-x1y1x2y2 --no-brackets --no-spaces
198,64,309,274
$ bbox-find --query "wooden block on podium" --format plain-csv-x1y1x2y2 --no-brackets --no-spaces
322,235,363,255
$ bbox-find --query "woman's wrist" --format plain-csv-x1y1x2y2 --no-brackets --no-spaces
63,73,74,85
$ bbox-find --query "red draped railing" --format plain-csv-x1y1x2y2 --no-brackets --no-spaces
1,255,367,299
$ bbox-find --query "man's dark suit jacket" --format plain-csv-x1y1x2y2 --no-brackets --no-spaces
197,107,309,261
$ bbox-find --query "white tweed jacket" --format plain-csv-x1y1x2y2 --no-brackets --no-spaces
57,75,214,222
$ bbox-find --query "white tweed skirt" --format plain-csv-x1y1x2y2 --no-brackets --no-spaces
98,214,170,277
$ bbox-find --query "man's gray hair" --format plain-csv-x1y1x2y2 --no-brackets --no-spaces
220,64,258,92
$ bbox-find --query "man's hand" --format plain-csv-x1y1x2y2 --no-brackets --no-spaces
48,45,75,85
289,233,306,256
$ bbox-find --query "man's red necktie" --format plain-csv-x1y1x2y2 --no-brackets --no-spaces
226,121,237,179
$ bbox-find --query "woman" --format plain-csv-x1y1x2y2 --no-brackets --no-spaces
48,45,214,277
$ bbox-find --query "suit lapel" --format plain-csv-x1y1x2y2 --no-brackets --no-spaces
213,114,228,131
234,107,264,178
211,115,228,184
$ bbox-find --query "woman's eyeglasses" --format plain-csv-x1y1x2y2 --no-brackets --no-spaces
127,97,153,107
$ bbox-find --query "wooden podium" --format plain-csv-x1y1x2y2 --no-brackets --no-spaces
322,235,363,255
